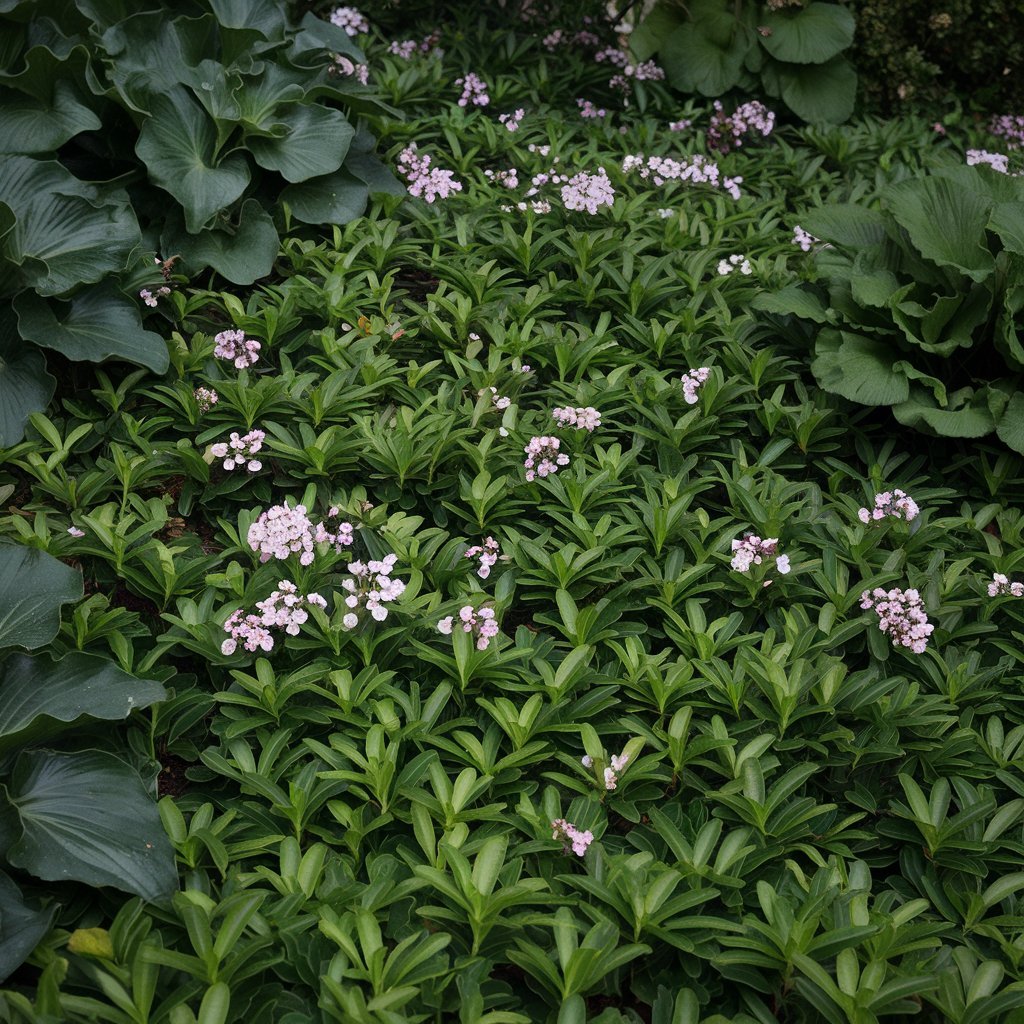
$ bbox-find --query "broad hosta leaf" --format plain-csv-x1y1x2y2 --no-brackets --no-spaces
885,177,994,282
0,307,55,447
0,156,140,296
0,80,101,153
0,544,82,650
774,54,856,123
161,198,277,285
1,748,176,901
345,150,404,196
990,202,1024,256
0,869,54,984
0,652,167,755
761,3,855,64
290,10,364,61
893,386,998,438
662,15,748,96
630,1,684,61
811,330,910,406
209,0,286,36
996,392,1024,454
14,285,169,372
281,169,368,225
248,103,354,183
751,284,831,323
800,204,888,250
135,86,250,232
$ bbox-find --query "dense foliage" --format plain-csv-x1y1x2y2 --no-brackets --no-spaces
2,3,1024,1023
0,0,396,446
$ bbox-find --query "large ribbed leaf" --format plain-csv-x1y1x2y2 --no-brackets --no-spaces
774,55,856,124
0,652,166,755
661,3,747,96
1,748,176,901
893,386,999,438
997,392,1024,454
0,870,53,984
0,81,100,153
135,86,250,232
761,3,855,64
281,169,368,225
14,285,169,372
800,204,888,250
811,331,910,406
0,545,82,651
885,177,994,282
0,157,140,296
248,103,354,183
0,306,55,447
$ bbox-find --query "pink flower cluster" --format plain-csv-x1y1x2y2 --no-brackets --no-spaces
487,386,511,410
455,72,489,108
967,149,1010,174
860,587,934,654
221,581,327,656
594,46,664,90
397,144,463,203
140,285,170,307
542,28,600,51
731,534,790,575
194,386,218,413
465,537,500,579
621,153,742,199
499,109,524,132
988,573,1024,597
669,119,692,132
707,100,775,154
582,752,629,790
388,33,442,58
524,436,570,481
793,225,819,251
211,429,265,473
437,604,500,649
551,818,593,857
247,502,317,565
552,406,601,431
681,367,710,405
990,114,1024,149
313,506,355,552
560,169,615,214
331,54,369,84
485,167,519,189
214,329,260,369
329,6,367,35
858,489,920,524
718,254,752,276
576,98,607,119
340,554,405,628
68,526,85,538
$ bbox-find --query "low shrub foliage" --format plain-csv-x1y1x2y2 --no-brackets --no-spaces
1,3,1024,1023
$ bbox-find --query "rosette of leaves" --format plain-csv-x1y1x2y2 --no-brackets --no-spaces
754,165,1024,452
631,0,857,123
0,0,401,446
0,543,173,981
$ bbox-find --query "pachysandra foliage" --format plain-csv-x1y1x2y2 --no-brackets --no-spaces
0,0,398,445
0,1,1024,1021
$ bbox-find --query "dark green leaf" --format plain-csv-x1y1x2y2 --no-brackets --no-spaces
894,386,998,438
281,169,368,225
0,544,82,650
996,392,1024,454
248,103,354,183
811,330,910,406
775,55,856,123
761,3,855,64
0,869,54,984
2,748,177,901
0,306,55,447
14,285,169,372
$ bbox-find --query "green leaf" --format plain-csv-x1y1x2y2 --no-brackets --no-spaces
811,331,910,406
801,204,889,249
0,80,101,153
290,11,364,61
893,386,997,438
135,86,250,232
996,392,1024,454
0,307,55,447
281,169,368,225
751,284,831,323
161,198,277,286
0,157,140,296
0,869,54,984
884,176,994,282
0,652,166,755
248,103,354,183
345,150,405,196
774,55,857,123
208,0,285,35
761,3,855,64
0,544,82,650
662,15,748,96
2,748,176,901
14,285,169,372
630,1,685,61
990,201,1024,256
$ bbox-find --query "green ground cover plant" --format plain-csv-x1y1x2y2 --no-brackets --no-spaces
1,2,1024,1022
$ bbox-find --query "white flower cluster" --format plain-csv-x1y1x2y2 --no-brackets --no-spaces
341,554,405,628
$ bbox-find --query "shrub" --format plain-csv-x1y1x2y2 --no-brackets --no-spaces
0,0,399,446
